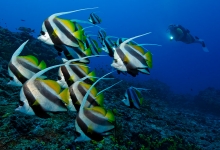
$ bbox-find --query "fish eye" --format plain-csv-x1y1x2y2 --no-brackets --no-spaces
114,59,117,63
19,100,24,106
57,76,62,80
40,31,45,35
9,76,13,80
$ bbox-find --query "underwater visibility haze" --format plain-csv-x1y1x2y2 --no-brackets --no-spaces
0,0,220,149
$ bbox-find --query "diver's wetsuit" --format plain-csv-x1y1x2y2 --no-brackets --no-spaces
169,25,194,43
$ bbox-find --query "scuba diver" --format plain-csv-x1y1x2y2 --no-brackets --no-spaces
168,24,209,52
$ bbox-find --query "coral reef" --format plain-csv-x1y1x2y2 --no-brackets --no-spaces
0,26,220,150
194,87,220,116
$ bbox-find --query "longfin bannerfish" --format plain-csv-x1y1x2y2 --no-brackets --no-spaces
85,35,102,55
16,78,68,118
111,32,156,77
122,87,149,109
15,55,107,118
75,71,121,142
101,35,117,57
57,62,96,88
88,12,102,25
8,40,47,86
62,73,118,112
63,79,104,112
97,28,107,42
38,7,98,48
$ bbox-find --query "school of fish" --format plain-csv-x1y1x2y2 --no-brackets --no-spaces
7,7,157,142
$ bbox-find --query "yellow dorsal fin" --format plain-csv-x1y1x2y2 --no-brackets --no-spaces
129,41,136,45
144,51,153,68
59,88,70,104
84,48,92,56
87,71,96,82
40,79,61,94
80,82,97,96
56,17,75,32
73,30,84,41
32,100,40,106
19,55,38,66
89,106,106,116
130,45,145,55
38,60,47,70
105,110,115,123
95,93,104,106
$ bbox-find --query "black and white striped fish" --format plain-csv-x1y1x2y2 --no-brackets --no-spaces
38,7,98,63
57,62,96,88
15,55,108,118
8,40,47,86
88,12,102,24
38,7,98,47
61,79,104,112
101,36,117,57
57,62,115,112
97,28,106,42
111,32,154,77
16,78,68,118
122,87,149,109
75,71,121,142
85,35,102,55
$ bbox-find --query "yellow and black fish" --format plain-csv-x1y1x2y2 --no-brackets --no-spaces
57,61,96,88
38,8,98,63
111,33,154,77
16,78,68,118
75,71,121,142
61,78,104,112
122,86,149,109
8,40,46,86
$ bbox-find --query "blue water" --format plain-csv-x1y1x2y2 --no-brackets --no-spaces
1,0,220,95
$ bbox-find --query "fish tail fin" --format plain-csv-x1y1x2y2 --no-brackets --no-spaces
95,92,104,106
38,60,47,70
144,51,153,68
87,71,96,82
59,88,70,105
73,30,84,41
84,48,92,56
